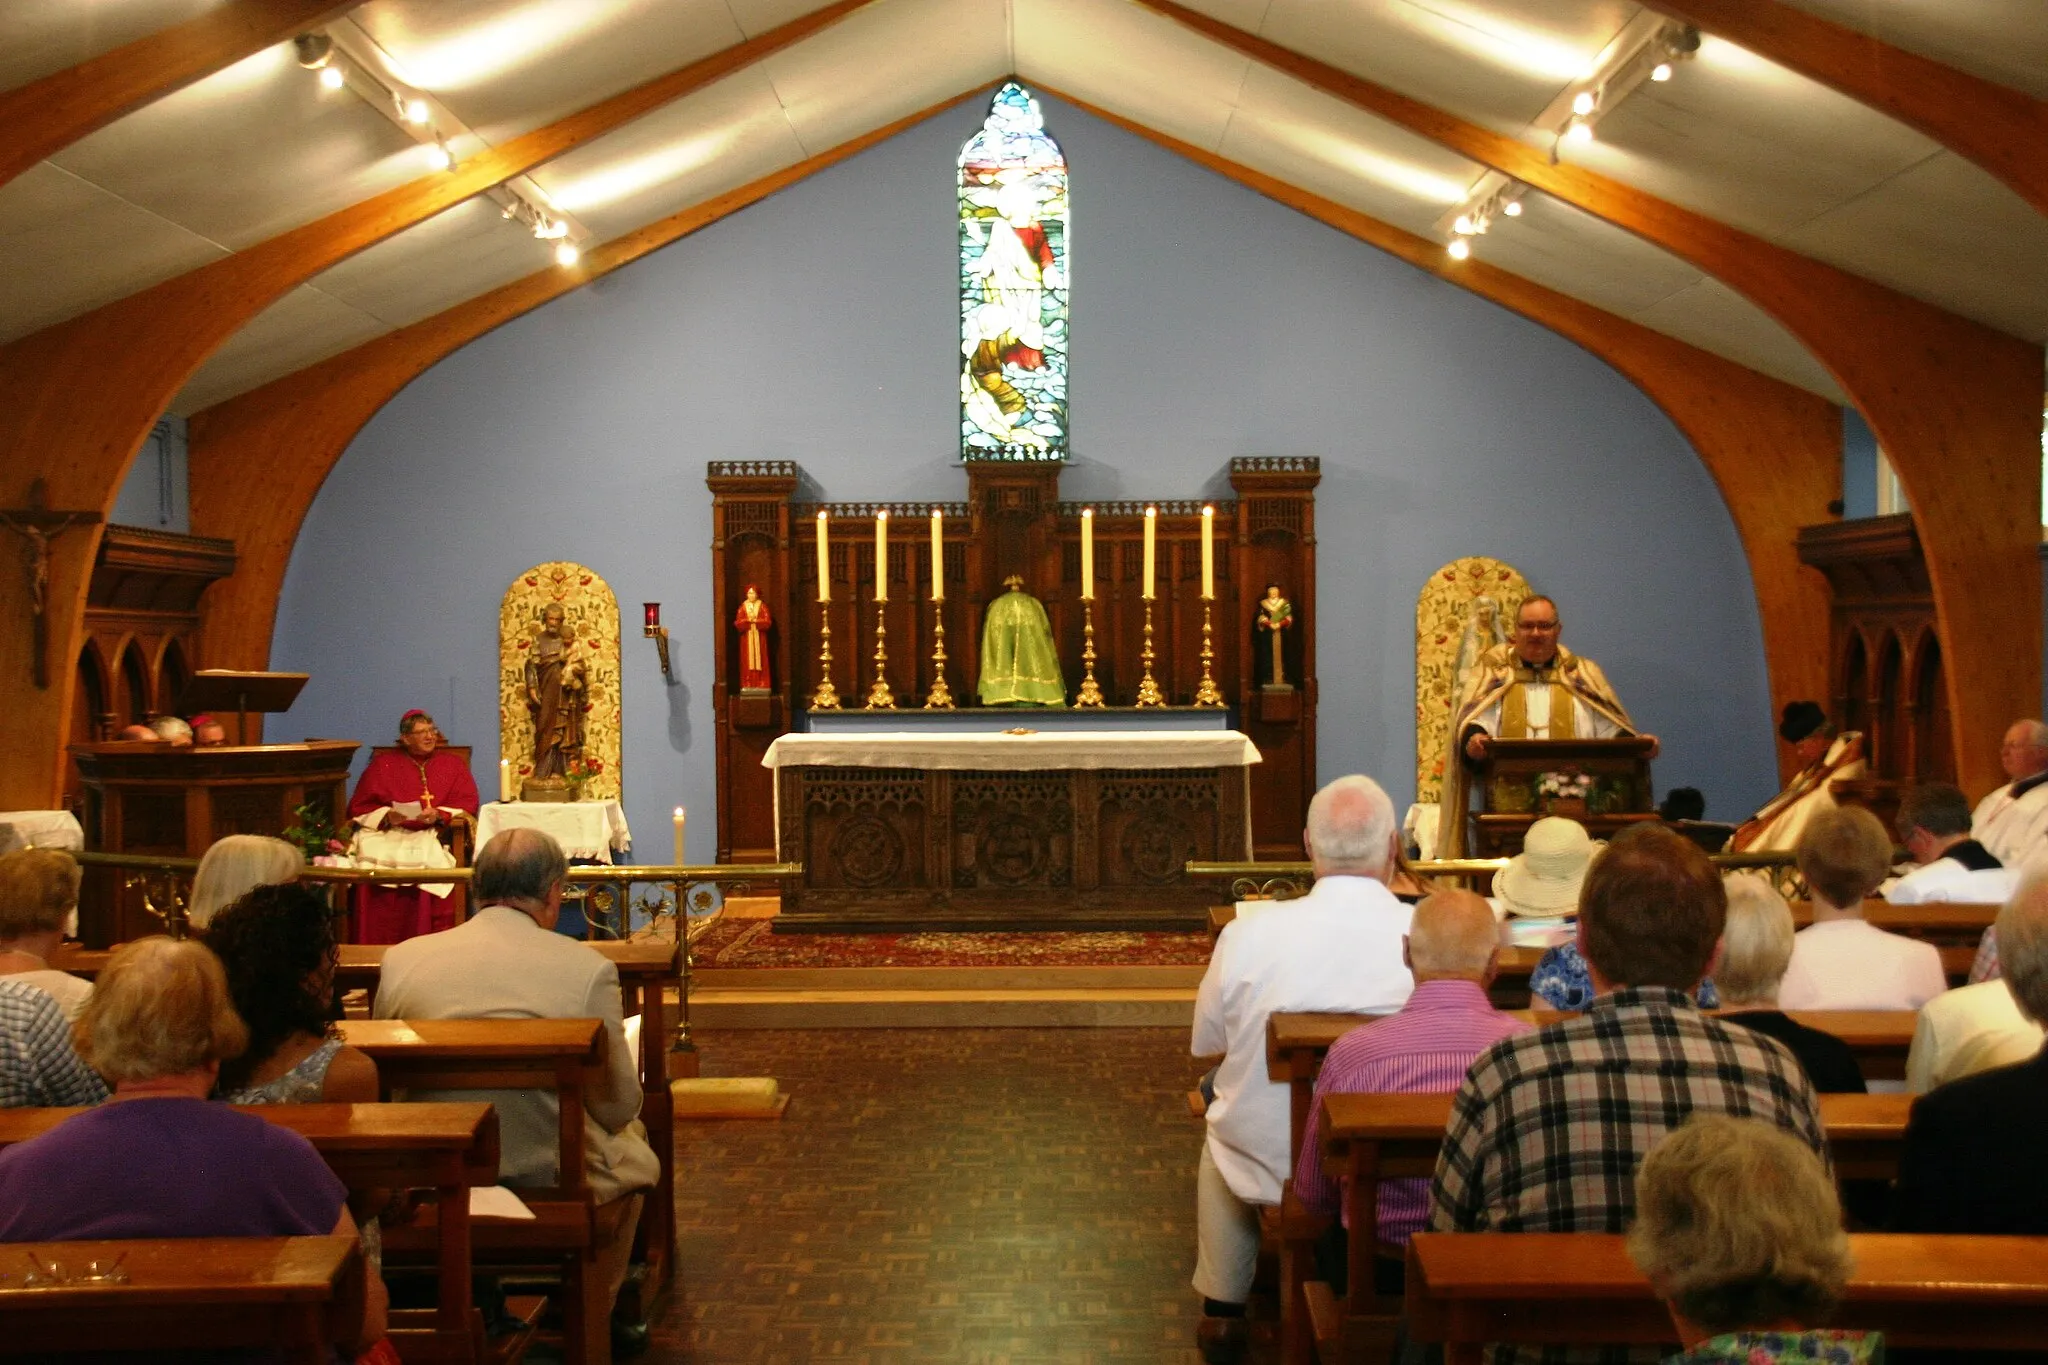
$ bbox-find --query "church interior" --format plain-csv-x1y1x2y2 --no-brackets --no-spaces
3,0,2048,1361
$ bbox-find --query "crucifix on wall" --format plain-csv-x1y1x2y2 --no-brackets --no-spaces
0,479,102,689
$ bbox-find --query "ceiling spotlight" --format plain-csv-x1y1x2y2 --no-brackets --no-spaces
534,218,570,240
1452,214,1474,235
424,142,453,171
1502,199,1523,217
294,33,334,69
404,98,432,125
1650,60,1674,82
1446,238,1471,261
1565,117,1594,144
318,64,346,90
554,241,581,267
1571,90,1596,117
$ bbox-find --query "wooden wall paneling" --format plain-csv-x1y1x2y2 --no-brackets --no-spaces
1647,0,2048,218
1231,459,1319,853
1043,86,1838,786
1111,8,2043,799
707,463,799,863
0,0,359,192
0,0,880,811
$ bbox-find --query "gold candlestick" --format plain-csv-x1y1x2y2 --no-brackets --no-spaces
924,602,955,709
865,601,896,709
1134,599,1165,707
809,612,841,710
1193,600,1225,707
1073,598,1105,707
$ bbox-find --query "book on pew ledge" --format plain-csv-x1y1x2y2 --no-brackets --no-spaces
472,1185,537,1220
1502,915,1575,948
671,1076,788,1119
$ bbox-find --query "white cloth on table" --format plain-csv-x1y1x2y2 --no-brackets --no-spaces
1973,777,2048,869
476,800,632,863
1906,978,2043,1094
1884,860,2017,905
0,811,84,856
1193,874,1414,1207
762,731,1261,772
1778,917,1948,1012
349,806,459,899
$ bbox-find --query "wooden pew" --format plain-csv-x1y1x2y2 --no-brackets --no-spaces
1292,1093,1912,1365
338,1018,614,1365
1404,1232,2048,1362
0,1102,498,1363
0,1236,363,1363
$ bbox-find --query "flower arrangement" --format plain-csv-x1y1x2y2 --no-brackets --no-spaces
1536,769,1592,801
282,803,348,860
564,754,605,798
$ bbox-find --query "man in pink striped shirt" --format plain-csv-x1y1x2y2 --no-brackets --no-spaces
1293,889,1530,1290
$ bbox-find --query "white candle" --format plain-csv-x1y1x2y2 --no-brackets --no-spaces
816,511,830,603
1201,505,1215,600
929,507,944,602
1142,505,1157,601
874,509,889,603
673,807,686,867
1080,507,1094,601
499,758,512,803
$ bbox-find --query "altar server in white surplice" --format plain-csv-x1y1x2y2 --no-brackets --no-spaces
1975,720,2048,869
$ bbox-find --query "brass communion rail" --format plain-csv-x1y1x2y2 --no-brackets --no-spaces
1186,850,1797,900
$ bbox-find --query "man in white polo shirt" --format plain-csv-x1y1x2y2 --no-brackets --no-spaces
1189,774,1415,1363
1974,720,2048,869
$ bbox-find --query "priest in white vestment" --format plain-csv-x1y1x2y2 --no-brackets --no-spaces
1727,701,1867,853
1437,596,1650,857
1973,719,2048,868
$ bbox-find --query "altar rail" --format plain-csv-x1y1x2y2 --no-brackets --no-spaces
1186,850,1799,900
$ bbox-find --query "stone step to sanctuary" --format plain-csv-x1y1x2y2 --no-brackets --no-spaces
686,974,1197,1029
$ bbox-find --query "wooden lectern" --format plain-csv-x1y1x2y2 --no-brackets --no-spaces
69,740,358,945
1469,737,1658,857
177,669,309,746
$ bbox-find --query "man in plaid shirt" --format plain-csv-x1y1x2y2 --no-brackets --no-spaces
1428,825,1825,1365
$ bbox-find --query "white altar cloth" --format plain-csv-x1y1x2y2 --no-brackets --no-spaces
762,731,1261,772
477,800,632,863
0,810,84,856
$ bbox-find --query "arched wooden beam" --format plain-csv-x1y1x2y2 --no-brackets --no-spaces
1042,84,1837,781
187,90,984,705
0,0,872,810
1647,0,2048,219
0,0,359,192
1131,0,2043,798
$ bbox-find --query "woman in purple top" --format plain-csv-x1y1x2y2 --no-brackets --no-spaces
0,937,386,1359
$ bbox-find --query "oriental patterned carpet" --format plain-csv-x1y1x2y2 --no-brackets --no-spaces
690,918,1214,970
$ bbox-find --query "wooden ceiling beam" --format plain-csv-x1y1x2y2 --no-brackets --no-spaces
1647,0,2048,219
0,0,360,192
1042,83,1837,771
0,0,874,809
189,90,985,710
1132,0,2043,797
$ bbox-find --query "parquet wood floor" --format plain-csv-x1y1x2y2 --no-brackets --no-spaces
652,1027,1227,1363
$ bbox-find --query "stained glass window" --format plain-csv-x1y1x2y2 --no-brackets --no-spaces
959,82,1068,461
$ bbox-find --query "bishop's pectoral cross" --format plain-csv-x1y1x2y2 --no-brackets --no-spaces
0,479,102,689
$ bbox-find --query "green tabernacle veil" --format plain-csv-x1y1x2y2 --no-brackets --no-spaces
978,577,1066,706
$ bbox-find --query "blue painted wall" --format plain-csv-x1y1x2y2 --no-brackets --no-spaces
274,92,1779,856
1840,407,1879,520
111,418,189,532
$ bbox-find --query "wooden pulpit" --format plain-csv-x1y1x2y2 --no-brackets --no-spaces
69,740,358,945
1469,737,1658,857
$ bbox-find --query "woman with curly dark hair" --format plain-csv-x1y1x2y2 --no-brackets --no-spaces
205,882,378,1103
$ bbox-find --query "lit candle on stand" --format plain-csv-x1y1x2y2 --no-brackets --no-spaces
816,511,830,602
1080,507,1094,599
673,807,686,866
874,509,889,602
929,507,944,601
1142,505,1157,600
1200,505,1215,600
499,758,512,803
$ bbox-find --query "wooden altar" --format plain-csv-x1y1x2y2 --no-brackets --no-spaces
706,457,1320,867
766,730,1256,931
69,741,357,945
1468,737,1658,857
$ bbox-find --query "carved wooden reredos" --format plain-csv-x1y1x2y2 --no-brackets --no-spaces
707,458,1320,863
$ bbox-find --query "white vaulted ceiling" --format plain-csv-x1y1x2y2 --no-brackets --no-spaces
0,0,2043,416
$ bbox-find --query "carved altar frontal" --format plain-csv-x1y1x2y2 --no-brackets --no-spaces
765,732,1256,932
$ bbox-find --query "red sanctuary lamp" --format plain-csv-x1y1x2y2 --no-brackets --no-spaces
643,602,672,681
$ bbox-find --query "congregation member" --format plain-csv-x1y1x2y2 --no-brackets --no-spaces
1428,825,1826,1365
1191,775,1414,1362
188,833,304,930
0,847,92,1019
348,708,480,944
1777,806,1945,1011
1518,820,1721,1010
1628,1116,1877,1365
0,978,107,1107
147,713,194,745
1726,701,1865,853
1437,595,1655,856
1716,875,1864,1093
375,828,657,1347
190,713,228,746
1887,782,2010,904
0,937,387,1353
1893,873,2048,1233
1292,889,1530,1295
1972,719,2048,868
208,883,379,1104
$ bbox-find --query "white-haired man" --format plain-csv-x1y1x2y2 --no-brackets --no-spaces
1973,720,2048,869
1190,775,1416,1363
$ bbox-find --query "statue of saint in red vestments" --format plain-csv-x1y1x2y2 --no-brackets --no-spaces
734,586,772,692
